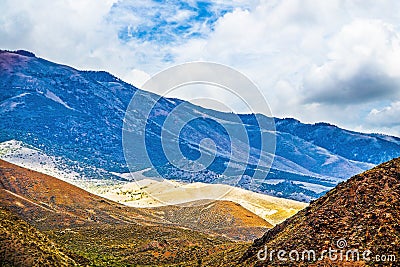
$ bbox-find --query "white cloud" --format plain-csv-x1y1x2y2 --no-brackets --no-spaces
123,68,151,87
171,0,400,136
303,19,400,105
367,102,400,127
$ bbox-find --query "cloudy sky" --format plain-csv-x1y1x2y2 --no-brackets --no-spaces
2,0,400,136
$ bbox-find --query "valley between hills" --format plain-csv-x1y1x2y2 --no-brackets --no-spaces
0,159,282,266
1,157,400,266
0,50,399,266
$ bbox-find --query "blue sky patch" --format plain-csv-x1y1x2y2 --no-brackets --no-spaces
109,0,235,45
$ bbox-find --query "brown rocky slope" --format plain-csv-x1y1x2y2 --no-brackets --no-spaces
240,157,400,266
150,199,273,241
0,206,78,267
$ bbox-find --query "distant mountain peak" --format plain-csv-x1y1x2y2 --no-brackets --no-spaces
0,49,36,57
79,70,122,83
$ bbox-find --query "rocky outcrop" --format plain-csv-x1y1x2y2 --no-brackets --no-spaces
241,157,400,266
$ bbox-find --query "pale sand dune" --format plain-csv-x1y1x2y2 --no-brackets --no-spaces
91,174,307,226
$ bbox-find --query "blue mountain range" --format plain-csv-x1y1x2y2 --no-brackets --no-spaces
1,50,400,202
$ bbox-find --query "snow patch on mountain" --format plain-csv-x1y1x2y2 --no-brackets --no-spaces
44,90,74,110
262,179,285,185
0,101,22,112
0,140,80,182
0,140,125,190
0,93,31,112
292,181,331,194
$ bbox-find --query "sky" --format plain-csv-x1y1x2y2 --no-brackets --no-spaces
1,0,400,136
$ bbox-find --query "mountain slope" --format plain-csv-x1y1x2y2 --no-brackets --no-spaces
0,159,162,229
241,157,400,266
275,119,400,165
0,207,79,266
0,50,132,176
150,200,273,241
0,159,272,241
0,159,275,265
1,50,400,202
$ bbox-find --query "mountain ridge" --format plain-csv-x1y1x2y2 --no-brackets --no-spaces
240,157,400,266
1,49,400,202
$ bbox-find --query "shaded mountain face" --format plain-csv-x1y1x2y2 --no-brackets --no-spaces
0,50,134,177
241,157,400,266
1,50,400,202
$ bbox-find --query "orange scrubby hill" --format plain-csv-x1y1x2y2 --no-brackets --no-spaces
241,157,400,266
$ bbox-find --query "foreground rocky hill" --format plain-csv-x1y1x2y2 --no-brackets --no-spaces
241,157,400,266
0,207,78,266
